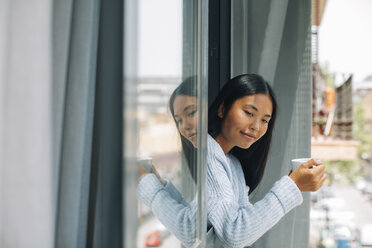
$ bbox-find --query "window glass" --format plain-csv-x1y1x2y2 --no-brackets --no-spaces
127,0,208,247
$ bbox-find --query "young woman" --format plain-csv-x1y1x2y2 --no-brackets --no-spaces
137,74,326,248
168,76,198,182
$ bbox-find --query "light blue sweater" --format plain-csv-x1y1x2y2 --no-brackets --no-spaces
137,135,303,248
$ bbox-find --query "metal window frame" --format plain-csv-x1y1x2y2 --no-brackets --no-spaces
195,0,209,247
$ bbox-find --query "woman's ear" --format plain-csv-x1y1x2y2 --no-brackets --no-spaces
218,103,224,118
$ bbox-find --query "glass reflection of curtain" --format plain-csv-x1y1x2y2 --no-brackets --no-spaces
0,0,123,247
246,1,312,248
230,1,312,247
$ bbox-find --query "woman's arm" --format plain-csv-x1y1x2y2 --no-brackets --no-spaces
208,175,302,248
206,137,303,248
137,174,197,247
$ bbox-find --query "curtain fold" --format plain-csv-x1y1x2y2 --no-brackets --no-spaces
53,0,100,247
87,0,123,246
248,0,312,247
1,0,123,247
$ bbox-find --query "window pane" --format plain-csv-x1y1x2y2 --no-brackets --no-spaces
124,0,208,247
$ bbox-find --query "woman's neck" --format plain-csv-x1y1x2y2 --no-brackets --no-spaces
214,134,233,154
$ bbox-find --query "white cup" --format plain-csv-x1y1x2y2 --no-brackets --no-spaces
291,158,312,171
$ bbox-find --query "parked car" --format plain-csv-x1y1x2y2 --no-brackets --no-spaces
361,184,372,195
360,224,372,247
145,231,162,247
355,179,367,191
144,223,170,247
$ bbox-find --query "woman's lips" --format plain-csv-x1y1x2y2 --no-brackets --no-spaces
188,133,197,140
241,131,256,140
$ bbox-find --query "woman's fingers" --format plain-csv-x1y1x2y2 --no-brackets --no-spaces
313,163,326,174
151,165,167,186
317,173,328,190
302,159,317,168
151,165,160,177
290,159,327,192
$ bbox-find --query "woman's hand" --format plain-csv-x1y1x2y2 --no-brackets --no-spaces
150,165,167,186
138,162,167,186
138,164,149,178
289,158,327,192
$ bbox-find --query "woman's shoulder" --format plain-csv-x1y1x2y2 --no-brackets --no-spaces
206,135,234,180
226,153,240,165
207,134,225,157
207,134,217,146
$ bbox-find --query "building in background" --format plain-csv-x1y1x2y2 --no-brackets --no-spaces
310,1,372,247
311,0,359,162
354,75,372,132
334,76,353,140
311,0,330,139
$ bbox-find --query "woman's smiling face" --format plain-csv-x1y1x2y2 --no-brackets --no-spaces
173,95,198,147
215,93,273,154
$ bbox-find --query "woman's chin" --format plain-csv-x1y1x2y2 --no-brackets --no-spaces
237,141,254,149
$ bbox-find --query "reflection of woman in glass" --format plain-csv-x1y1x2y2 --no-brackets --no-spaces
168,76,198,182
137,74,327,247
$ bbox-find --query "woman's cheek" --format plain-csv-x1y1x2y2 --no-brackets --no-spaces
192,116,198,126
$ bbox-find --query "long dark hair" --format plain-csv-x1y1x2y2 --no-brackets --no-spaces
169,76,197,182
208,74,277,194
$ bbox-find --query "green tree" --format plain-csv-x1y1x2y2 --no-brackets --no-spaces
353,100,372,157
353,99,372,178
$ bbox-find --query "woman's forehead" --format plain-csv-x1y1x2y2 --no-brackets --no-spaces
235,94,273,114
173,95,197,112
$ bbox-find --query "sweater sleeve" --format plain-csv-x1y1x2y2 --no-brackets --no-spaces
137,173,197,247
206,138,303,248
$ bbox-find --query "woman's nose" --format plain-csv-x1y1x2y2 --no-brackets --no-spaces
250,118,260,131
181,119,192,131
184,120,192,130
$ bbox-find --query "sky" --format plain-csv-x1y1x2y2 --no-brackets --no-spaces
137,0,372,82
138,0,182,78
318,0,372,83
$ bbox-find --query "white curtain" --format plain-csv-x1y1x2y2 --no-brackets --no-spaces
0,0,54,247
0,0,123,247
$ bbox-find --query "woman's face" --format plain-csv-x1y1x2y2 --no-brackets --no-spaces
173,95,198,147
216,93,273,153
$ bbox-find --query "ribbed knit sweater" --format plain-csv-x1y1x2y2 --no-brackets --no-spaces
137,135,303,248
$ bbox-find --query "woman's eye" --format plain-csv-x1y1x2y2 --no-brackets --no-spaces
262,119,269,124
188,110,197,117
175,119,182,126
244,111,253,117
